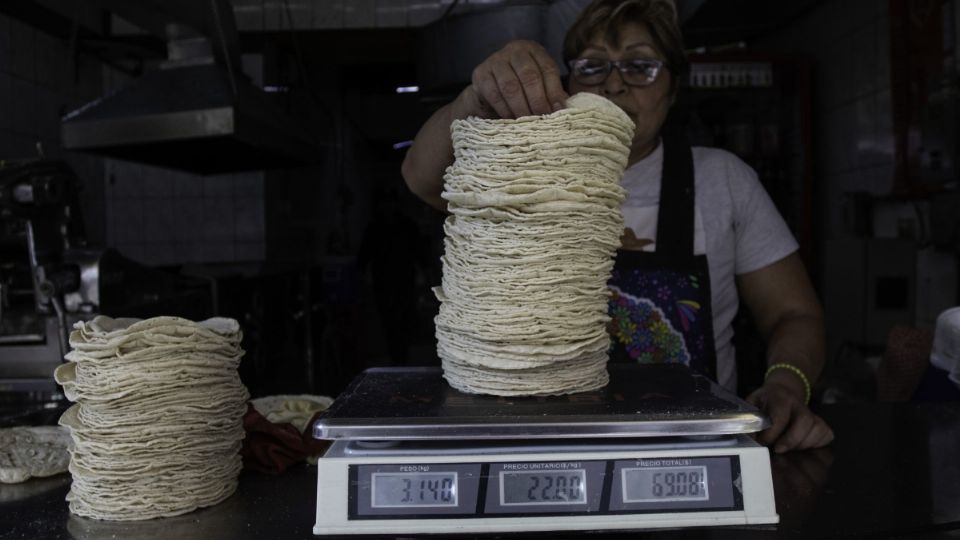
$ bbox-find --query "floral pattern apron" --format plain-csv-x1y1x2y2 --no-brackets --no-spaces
608,131,718,381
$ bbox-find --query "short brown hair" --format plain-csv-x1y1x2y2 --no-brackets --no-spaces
563,0,688,85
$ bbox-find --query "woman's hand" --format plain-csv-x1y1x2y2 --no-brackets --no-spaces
620,228,653,250
465,40,569,119
747,372,834,453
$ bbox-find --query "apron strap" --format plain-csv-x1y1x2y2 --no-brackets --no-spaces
654,131,695,257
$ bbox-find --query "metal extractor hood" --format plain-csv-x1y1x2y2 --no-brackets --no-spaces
61,0,322,174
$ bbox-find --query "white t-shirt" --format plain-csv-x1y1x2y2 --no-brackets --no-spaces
620,141,798,391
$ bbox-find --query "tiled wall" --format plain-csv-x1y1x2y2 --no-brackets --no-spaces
1,11,267,266
105,161,266,265
755,0,894,244
230,0,455,30
96,59,267,266
752,2,959,353
0,13,108,244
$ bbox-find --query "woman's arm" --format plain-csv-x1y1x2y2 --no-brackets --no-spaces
401,87,479,212
736,252,835,453
401,40,567,211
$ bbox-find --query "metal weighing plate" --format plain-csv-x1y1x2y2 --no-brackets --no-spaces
314,364,769,440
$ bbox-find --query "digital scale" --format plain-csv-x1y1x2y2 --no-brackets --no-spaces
312,364,778,535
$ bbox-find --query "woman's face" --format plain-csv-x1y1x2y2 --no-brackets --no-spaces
568,21,674,164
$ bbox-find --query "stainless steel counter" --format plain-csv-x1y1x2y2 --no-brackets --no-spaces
1,402,958,539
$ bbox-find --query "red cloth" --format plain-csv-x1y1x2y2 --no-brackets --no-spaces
241,404,329,474
877,325,934,402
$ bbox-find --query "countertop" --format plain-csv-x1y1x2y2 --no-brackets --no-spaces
1,401,958,539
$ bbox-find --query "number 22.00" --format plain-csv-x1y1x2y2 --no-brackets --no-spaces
526,475,582,501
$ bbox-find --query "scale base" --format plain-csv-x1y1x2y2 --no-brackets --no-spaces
313,435,778,535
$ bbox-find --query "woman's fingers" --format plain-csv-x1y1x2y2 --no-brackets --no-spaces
774,410,814,453
530,46,569,111
796,417,834,450
472,40,566,119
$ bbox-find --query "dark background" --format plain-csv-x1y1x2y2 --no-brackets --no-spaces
0,0,957,403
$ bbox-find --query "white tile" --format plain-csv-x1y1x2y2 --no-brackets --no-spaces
407,3,444,27
808,1,848,46
202,175,234,198
375,0,408,27
234,242,265,262
141,171,174,199
875,15,891,92
241,53,264,87
232,171,264,198
819,103,857,175
233,0,265,32
140,243,179,266
234,197,265,242
9,18,35,82
179,241,208,264
111,198,144,245
198,242,235,263
0,15,11,75
75,55,102,103
818,35,854,109
172,198,203,243
873,89,895,166
36,86,61,141
115,244,146,263
854,93,879,168
173,175,203,198
0,72,12,131
0,131,12,159
853,164,894,195
284,0,313,30
850,24,877,98
263,0,283,30
109,161,147,200
142,200,177,244
202,197,235,241
11,133,39,160
313,0,344,28
11,78,38,136
80,200,107,246
850,0,884,23
344,0,376,28
34,31,59,89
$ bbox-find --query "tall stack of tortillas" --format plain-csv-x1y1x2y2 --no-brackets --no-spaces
436,92,635,396
54,316,249,520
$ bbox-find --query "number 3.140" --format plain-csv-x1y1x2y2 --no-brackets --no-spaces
401,477,454,503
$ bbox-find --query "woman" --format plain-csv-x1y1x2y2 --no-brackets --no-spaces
402,0,832,453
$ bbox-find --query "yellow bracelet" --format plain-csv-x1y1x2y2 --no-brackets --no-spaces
765,363,811,405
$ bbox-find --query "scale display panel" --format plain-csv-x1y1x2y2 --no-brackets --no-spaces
313,366,778,535
348,456,741,520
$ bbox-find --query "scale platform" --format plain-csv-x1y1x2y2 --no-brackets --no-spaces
312,364,779,535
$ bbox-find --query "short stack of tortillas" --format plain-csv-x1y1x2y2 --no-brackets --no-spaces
436,92,635,396
54,316,249,521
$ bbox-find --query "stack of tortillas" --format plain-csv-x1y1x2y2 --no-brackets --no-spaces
53,316,249,521
436,92,635,396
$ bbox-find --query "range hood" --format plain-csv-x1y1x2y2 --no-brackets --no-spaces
61,0,323,174
62,63,321,174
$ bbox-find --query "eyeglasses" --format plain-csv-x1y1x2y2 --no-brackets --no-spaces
567,58,664,87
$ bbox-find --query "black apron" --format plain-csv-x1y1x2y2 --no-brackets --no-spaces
607,132,718,381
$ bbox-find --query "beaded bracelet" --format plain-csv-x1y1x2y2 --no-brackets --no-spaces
765,363,811,405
